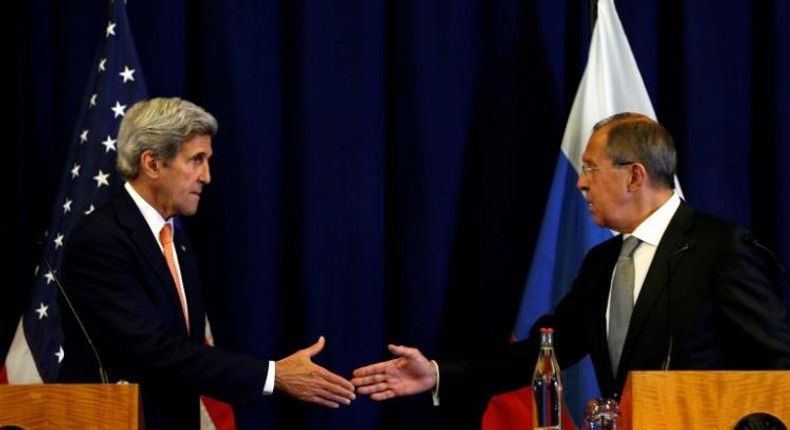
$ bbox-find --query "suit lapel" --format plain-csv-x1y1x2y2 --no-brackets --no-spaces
594,238,622,385
114,192,191,336
173,226,204,341
617,202,695,378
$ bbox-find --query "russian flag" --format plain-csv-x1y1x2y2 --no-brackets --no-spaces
482,0,668,427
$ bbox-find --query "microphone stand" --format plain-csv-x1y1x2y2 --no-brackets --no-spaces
39,249,108,384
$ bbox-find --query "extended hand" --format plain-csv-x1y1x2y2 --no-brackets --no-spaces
275,336,356,408
351,344,437,400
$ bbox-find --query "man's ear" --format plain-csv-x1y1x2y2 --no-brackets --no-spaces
627,162,647,191
139,149,161,178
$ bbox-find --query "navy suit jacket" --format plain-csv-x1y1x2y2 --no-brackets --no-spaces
57,189,270,429
439,202,790,403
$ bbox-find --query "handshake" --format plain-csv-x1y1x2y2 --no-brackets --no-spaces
277,338,435,408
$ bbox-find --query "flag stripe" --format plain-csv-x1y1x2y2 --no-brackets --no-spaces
201,316,237,429
3,319,45,384
200,394,236,430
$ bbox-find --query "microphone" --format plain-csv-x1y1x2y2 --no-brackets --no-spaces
741,233,789,285
662,241,695,371
38,243,109,384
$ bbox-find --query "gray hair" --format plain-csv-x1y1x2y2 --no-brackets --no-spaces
593,112,676,189
116,97,218,179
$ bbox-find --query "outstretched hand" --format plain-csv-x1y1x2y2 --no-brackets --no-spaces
351,344,437,401
275,336,356,408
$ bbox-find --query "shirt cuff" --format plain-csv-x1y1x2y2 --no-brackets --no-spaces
430,360,440,406
263,360,275,395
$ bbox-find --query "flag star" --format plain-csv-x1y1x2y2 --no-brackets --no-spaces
54,233,65,249
94,170,110,188
35,303,49,320
111,101,127,118
106,21,116,38
90,93,98,107
85,204,96,215
55,347,65,363
71,163,81,179
34,264,39,277
99,58,107,72
101,135,117,152
63,198,73,214
80,129,89,143
119,66,136,83
180,245,186,252
44,270,56,285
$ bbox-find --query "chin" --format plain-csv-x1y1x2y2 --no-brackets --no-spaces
181,207,199,216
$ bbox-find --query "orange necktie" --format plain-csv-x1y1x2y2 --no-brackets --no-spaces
160,223,190,333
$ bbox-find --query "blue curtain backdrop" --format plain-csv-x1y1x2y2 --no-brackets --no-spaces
6,1,789,429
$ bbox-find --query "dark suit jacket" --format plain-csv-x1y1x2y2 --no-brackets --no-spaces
57,189,269,429
440,201,790,403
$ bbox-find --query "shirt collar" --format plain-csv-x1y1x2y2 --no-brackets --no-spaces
124,182,172,242
627,192,681,247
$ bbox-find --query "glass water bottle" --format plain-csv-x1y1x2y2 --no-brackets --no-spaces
532,327,563,430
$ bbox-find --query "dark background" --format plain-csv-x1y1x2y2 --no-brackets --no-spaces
6,0,789,429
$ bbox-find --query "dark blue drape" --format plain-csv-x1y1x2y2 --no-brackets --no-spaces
7,1,789,429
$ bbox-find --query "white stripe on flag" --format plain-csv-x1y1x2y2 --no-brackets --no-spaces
4,318,44,384
200,400,219,430
560,0,656,171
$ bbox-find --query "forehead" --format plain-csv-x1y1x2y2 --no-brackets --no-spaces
583,128,609,161
178,134,213,156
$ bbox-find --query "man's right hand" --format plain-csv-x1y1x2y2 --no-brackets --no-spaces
351,344,437,400
275,336,356,408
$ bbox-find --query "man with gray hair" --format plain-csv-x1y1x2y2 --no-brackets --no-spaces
352,112,790,407
57,97,355,429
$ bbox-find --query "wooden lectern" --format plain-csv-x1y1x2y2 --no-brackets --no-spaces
0,383,142,429
620,371,790,430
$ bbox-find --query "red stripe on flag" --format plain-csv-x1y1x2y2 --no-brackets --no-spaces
200,318,236,429
482,387,533,428
482,334,578,429
483,387,578,430
201,395,236,430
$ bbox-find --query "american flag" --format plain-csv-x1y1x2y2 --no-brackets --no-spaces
2,1,234,428
2,0,148,385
